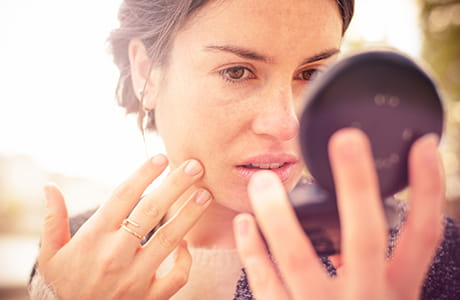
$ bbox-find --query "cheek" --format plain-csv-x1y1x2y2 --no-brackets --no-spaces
155,90,240,167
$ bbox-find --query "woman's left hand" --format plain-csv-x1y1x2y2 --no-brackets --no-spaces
234,128,444,300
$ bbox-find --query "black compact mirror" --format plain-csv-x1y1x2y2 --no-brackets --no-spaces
289,51,444,256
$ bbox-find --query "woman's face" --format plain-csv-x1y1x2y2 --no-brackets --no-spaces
154,0,343,213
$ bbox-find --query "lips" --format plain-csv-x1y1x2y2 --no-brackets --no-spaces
235,154,298,183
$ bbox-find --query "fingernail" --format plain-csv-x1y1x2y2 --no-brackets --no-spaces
195,189,211,205
418,134,440,166
184,160,202,176
250,171,277,192
419,133,440,147
179,239,188,248
331,129,365,160
43,183,58,209
174,240,188,260
152,154,167,166
235,214,249,236
43,185,52,209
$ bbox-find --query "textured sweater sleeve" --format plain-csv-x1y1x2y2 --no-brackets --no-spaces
28,209,97,299
421,217,460,300
28,270,59,300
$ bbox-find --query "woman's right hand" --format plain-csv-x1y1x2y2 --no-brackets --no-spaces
37,155,212,299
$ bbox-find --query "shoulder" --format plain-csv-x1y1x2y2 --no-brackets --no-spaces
422,217,460,300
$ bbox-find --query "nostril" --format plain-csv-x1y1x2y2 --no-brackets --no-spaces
279,116,299,140
252,108,299,141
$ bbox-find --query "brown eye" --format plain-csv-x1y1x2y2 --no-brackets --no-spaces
300,69,320,81
225,67,246,79
219,66,255,84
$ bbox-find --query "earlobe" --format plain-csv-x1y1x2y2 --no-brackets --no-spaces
128,38,158,110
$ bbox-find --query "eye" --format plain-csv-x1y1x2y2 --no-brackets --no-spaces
296,68,321,81
219,66,255,83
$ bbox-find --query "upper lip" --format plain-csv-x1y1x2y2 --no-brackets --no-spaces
238,153,299,166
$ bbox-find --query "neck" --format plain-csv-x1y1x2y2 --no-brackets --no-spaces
184,201,239,249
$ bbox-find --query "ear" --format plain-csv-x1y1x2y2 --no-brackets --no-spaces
128,38,161,110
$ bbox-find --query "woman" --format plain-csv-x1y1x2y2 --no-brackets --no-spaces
29,0,459,299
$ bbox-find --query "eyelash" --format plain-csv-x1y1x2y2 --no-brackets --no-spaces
295,68,322,81
219,66,255,84
218,66,323,85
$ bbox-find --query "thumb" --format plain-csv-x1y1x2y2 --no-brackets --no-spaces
39,183,71,263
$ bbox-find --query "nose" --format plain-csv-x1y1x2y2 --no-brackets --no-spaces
251,88,299,141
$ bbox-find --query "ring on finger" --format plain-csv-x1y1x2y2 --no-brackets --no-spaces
121,218,145,240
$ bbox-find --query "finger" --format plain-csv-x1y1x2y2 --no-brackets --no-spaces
234,213,290,300
97,154,169,229
328,129,386,292
149,241,192,300
248,171,328,298
138,188,211,269
387,134,444,295
39,183,70,263
119,159,204,242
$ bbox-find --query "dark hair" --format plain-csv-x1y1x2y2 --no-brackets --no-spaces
108,0,355,131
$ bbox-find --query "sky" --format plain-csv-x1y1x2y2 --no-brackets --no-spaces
0,0,421,186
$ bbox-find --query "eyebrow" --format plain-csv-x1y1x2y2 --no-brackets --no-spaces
204,44,340,65
300,48,340,65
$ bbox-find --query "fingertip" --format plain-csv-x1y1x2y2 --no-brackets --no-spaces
415,133,440,147
248,171,281,194
43,182,58,196
183,159,203,177
329,127,367,143
410,133,443,179
233,213,264,257
43,183,63,209
174,240,191,263
42,182,68,221
194,189,212,206
152,154,168,166
248,171,286,210
328,128,370,161
411,133,440,158
40,183,70,261
233,213,252,238
178,239,188,249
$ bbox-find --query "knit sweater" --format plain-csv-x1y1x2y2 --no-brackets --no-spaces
29,209,460,299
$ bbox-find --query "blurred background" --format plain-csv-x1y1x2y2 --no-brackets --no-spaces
0,0,459,299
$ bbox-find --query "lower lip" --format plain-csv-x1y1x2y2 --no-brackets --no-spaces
235,163,295,183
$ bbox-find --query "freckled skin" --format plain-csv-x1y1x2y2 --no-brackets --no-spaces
149,0,343,246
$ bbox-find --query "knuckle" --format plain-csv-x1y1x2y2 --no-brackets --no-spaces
168,168,193,187
112,287,129,299
166,172,183,187
170,268,190,287
98,253,124,275
412,220,442,248
155,231,177,250
282,252,310,275
359,237,385,256
113,278,141,299
244,257,270,285
112,184,137,203
351,229,386,257
43,212,57,229
140,200,161,219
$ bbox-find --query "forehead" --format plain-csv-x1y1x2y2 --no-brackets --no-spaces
177,0,343,57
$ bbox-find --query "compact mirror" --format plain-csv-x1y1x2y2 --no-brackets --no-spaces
289,51,444,256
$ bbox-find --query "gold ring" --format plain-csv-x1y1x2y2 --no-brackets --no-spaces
121,218,144,240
